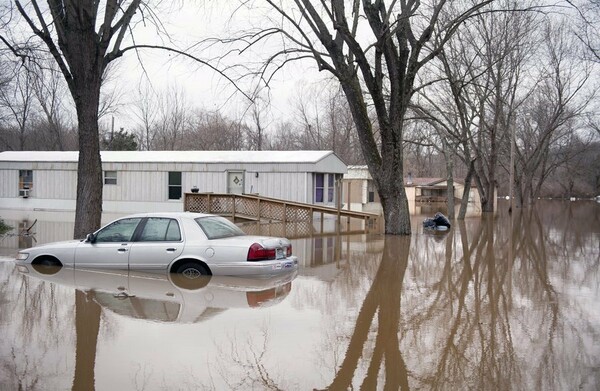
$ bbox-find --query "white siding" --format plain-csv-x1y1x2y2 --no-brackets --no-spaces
184,172,228,194
38,170,77,199
244,172,307,202
0,170,18,197
0,151,349,212
0,169,77,200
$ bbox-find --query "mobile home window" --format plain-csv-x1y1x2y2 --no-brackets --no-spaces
327,174,335,202
19,170,33,196
367,180,376,203
168,172,182,200
104,171,117,185
315,173,324,203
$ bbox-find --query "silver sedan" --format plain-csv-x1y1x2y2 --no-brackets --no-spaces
15,212,298,277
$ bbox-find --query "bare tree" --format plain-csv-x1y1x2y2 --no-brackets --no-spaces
186,108,248,151
30,59,75,150
0,0,150,237
0,62,36,150
510,21,593,207
0,1,245,236
132,82,159,151
227,0,496,234
246,94,271,151
568,0,600,62
154,86,190,150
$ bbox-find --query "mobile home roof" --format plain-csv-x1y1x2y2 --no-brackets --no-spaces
0,150,339,164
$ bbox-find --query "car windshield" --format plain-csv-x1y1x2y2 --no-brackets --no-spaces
195,216,246,239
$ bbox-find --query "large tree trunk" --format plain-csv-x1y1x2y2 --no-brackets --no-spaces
73,81,103,238
378,183,412,235
340,77,411,235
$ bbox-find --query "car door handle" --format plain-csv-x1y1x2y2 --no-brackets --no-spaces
166,248,176,252
118,248,128,253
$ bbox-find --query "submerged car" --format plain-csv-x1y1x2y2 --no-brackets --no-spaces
15,212,298,277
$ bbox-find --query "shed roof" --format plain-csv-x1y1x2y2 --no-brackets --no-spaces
0,150,339,164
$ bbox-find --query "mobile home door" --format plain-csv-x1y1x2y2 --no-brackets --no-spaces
227,171,244,194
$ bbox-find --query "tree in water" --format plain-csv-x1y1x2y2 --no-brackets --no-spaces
228,0,494,233
1,0,145,237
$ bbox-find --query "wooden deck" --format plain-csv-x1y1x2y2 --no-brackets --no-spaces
184,192,379,237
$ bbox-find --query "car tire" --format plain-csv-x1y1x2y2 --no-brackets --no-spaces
171,262,211,290
32,257,62,275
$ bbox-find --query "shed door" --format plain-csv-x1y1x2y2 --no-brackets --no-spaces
227,171,244,194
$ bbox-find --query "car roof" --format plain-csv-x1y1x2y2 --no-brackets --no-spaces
123,212,215,219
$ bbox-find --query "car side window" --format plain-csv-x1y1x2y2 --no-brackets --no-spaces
95,218,142,243
139,218,181,242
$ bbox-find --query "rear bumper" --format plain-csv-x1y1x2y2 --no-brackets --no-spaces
210,256,298,276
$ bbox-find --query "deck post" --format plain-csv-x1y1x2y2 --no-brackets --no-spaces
232,194,236,219
207,193,211,214
320,212,324,233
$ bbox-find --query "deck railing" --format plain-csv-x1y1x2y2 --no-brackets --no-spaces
184,192,378,237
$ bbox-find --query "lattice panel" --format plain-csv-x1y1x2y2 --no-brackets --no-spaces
185,195,209,213
285,221,314,237
286,206,311,222
236,198,259,217
259,201,277,220
238,221,314,239
209,197,234,214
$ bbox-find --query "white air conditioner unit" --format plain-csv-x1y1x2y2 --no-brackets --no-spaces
20,189,29,198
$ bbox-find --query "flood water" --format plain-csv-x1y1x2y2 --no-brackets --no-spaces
0,200,599,390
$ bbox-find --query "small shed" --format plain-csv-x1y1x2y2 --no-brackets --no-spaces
0,151,346,213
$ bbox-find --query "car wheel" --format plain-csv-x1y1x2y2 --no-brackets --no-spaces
32,257,62,275
176,262,210,277
171,262,211,290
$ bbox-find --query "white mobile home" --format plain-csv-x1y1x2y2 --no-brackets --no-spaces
0,151,346,213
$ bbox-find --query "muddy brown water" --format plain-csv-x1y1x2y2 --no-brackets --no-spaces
0,200,599,390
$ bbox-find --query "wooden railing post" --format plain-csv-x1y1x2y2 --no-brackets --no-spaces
232,194,236,219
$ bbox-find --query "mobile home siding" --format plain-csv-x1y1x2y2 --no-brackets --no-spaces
0,151,346,213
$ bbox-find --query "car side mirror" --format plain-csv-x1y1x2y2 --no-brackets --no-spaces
86,233,97,243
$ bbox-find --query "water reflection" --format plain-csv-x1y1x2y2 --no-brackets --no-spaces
0,201,598,390
17,266,297,323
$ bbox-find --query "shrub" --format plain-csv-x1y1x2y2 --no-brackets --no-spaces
0,219,13,235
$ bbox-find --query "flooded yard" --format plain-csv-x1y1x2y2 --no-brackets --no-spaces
0,200,599,390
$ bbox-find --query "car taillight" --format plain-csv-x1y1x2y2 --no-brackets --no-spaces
286,244,292,257
247,243,276,261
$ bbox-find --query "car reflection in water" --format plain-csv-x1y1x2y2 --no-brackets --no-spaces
16,264,296,323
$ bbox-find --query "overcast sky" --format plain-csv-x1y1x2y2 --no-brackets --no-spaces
105,1,329,133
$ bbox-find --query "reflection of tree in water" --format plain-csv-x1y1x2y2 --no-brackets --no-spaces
323,236,410,390
72,290,102,391
0,264,105,391
209,236,410,390
405,205,600,390
0,264,75,390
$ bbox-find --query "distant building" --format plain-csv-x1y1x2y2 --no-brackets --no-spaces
0,151,346,213
341,165,487,215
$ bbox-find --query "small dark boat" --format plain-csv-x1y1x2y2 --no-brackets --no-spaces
423,212,451,231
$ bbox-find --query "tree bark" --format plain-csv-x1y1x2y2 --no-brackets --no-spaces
73,80,103,237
